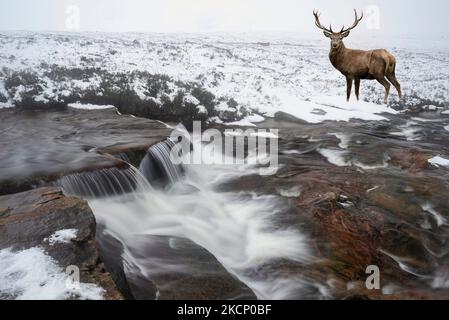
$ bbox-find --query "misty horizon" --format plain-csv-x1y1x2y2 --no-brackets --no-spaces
0,0,448,36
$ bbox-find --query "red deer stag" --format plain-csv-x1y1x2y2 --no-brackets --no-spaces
313,9,402,104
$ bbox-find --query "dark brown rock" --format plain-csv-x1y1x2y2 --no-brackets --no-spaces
0,187,122,300
389,148,432,173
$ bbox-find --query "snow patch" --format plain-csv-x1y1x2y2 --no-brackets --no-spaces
428,156,449,167
331,132,351,149
184,94,200,106
47,229,78,245
225,114,265,127
277,186,301,198
0,247,104,300
68,103,115,110
318,148,349,167
271,94,393,124
250,131,279,139
196,105,207,114
0,101,14,109
247,114,265,123
226,118,257,127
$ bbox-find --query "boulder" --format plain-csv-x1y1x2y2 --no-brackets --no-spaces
0,187,122,300
389,148,432,173
0,108,171,195
96,231,257,300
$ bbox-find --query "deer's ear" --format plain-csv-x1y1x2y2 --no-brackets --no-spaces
341,30,350,38
323,31,332,38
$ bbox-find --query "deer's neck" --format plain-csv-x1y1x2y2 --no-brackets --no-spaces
329,43,347,70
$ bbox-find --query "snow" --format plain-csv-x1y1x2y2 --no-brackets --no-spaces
318,148,349,167
0,31,447,124
0,247,104,300
269,94,393,123
0,101,14,109
331,132,351,149
247,114,265,123
428,156,449,167
277,186,301,198
422,105,438,111
47,229,78,245
183,94,200,105
223,129,278,139
411,117,443,123
208,116,223,124
68,102,116,110
226,118,257,127
250,131,279,139
196,105,208,114
310,95,396,121
225,114,266,127
216,101,235,113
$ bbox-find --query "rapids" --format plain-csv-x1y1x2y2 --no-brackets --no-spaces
61,137,317,299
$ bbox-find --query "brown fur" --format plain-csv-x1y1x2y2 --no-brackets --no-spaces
314,10,402,103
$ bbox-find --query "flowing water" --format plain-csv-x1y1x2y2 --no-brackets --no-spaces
57,112,449,300
60,138,316,299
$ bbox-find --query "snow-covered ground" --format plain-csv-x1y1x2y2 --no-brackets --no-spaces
0,31,448,124
0,246,104,300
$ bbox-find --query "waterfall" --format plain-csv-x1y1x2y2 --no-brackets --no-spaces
139,139,183,187
59,140,183,198
59,165,151,198
59,137,315,299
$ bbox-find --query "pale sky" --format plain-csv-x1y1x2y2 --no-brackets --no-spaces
0,0,448,35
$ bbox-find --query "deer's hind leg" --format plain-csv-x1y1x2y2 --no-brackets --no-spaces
370,55,392,104
375,77,391,104
386,73,402,99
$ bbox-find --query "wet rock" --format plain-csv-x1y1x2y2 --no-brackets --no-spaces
286,164,435,298
0,187,122,300
274,111,308,124
389,148,432,173
95,226,143,300
337,281,449,300
96,233,257,300
366,191,423,221
0,108,171,195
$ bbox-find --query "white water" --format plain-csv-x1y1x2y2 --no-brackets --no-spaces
86,139,315,299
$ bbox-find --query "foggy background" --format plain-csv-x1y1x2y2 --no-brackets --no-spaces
0,0,448,35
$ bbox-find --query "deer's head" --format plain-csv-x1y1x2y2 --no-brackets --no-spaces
313,9,363,50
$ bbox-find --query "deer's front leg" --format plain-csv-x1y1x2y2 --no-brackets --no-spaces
355,78,360,100
346,77,353,102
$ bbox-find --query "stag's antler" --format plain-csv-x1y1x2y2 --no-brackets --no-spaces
340,9,364,34
313,10,334,34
